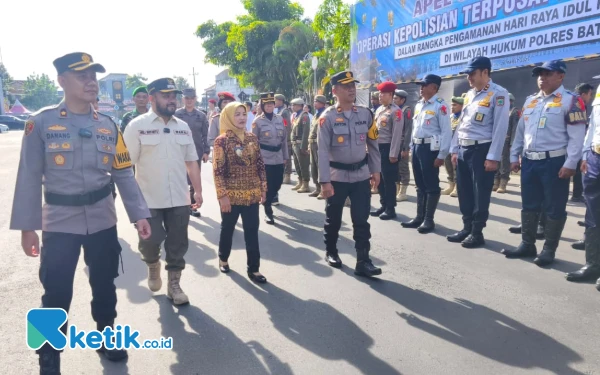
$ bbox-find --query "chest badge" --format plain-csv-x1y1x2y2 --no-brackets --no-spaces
475,113,485,122
337,136,345,143
102,155,110,164
97,128,112,135
102,144,112,152
48,125,67,131
48,143,60,149
54,154,65,166
61,142,70,149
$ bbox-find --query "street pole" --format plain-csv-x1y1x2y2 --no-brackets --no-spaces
311,56,319,100
190,67,198,90
0,76,5,115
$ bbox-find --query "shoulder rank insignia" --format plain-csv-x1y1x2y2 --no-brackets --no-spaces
59,109,68,118
436,98,443,103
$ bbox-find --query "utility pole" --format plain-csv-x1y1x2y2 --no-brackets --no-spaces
190,67,198,90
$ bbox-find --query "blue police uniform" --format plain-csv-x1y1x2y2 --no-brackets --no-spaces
401,75,451,233
448,57,510,248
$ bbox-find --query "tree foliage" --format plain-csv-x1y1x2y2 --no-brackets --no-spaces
125,73,147,90
0,63,16,105
20,74,60,111
174,76,192,90
313,0,351,52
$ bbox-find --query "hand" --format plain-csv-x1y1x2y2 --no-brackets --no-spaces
21,231,40,257
193,191,203,209
202,154,209,163
451,153,458,167
581,160,587,174
484,160,499,172
371,173,381,191
219,196,232,213
558,167,576,179
260,192,266,205
389,157,398,163
136,219,152,240
401,151,409,159
321,183,334,199
433,158,444,168
511,162,521,173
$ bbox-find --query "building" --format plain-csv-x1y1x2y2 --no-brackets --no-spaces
215,69,254,104
99,73,134,117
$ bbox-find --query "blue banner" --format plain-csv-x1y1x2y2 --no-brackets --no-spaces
350,0,600,86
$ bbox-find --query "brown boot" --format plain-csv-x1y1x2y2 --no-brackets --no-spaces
396,184,408,202
167,270,189,305
283,174,292,185
297,181,311,193
450,185,458,197
442,182,455,195
292,180,302,191
496,179,508,194
309,184,321,197
492,178,500,192
147,261,162,292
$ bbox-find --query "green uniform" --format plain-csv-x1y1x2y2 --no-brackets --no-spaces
291,111,311,182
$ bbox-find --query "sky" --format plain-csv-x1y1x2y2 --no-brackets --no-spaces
0,0,352,92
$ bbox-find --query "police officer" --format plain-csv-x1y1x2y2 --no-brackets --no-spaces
401,74,451,233
290,98,312,193
502,61,587,266
175,88,209,218
442,95,464,197
309,95,328,199
207,98,218,118
208,91,235,145
275,94,293,185
494,93,520,194
393,89,413,202
567,84,600,289
318,70,382,277
252,92,289,224
448,56,510,248
10,52,151,373
370,81,404,220
121,86,149,132
371,91,381,112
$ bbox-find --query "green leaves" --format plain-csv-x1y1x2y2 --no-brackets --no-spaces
125,74,147,90
20,74,59,111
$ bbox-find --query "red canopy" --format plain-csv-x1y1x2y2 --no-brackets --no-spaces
8,99,31,114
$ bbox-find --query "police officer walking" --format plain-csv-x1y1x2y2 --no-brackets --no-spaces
567,84,600,289
290,98,312,193
448,56,509,248
208,91,235,145
124,78,204,305
502,61,587,266
10,52,152,374
318,70,382,277
393,89,413,202
401,74,451,233
275,94,293,185
175,88,210,218
121,86,149,132
252,92,289,224
493,93,520,194
370,81,404,220
308,95,328,199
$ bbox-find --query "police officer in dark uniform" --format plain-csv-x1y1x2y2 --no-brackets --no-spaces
318,70,382,277
120,86,149,132
448,56,510,248
370,81,404,220
503,61,587,266
394,89,413,202
10,52,151,374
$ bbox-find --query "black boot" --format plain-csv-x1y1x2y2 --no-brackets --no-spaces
502,211,538,258
96,323,128,362
566,227,600,282
401,191,426,228
508,224,522,234
39,351,61,375
418,193,440,234
536,212,546,240
461,232,485,248
354,248,382,277
447,222,472,243
325,251,342,268
379,208,397,220
370,207,386,217
264,204,275,225
571,239,585,250
534,216,566,267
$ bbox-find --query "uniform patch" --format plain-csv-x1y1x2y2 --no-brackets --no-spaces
538,117,547,128
553,97,562,103
112,132,132,170
335,118,345,122
265,132,270,137
395,109,402,120
496,96,505,106
547,103,561,108
283,119,288,127
24,120,35,136
337,136,344,143
567,96,587,125
478,100,490,107
102,144,112,152
48,143,59,149
54,154,65,166
103,155,110,165
252,123,257,129
61,142,70,149
474,112,485,122
97,128,112,135
405,108,412,120
319,118,326,127
360,134,366,142
527,99,539,108
436,98,443,103
440,105,447,115
48,124,67,131
367,121,379,140
425,110,435,115
59,109,68,117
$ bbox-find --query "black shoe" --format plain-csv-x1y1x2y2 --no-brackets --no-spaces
402,190,426,228
248,272,267,284
462,234,485,248
272,196,280,206
417,193,440,234
190,208,200,218
354,260,382,277
577,220,585,227
325,252,342,268
570,196,585,203
401,218,423,228
566,264,600,282
508,225,522,234
534,249,555,267
370,207,385,217
447,228,471,243
219,260,230,273
534,217,567,267
417,218,435,233
502,242,537,258
572,240,585,250
503,211,539,258
39,352,61,375
379,210,397,220
97,345,128,362
596,278,600,292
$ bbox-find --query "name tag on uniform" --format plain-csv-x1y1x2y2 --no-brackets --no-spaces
425,110,435,115
538,117,547,129
547,103,561,108
474,113,485,122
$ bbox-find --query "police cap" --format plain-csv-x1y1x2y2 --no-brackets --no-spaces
394,89,408,98
459,56,492,74
415,74,442,86
53,52,106,75
330,71,360,86
260,92,276,103
147,78,182,95
182,88,197,97
532,60,567,77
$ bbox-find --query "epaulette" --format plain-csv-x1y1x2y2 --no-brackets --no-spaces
436,98,444,103
565,90,577,97
31,104,59,117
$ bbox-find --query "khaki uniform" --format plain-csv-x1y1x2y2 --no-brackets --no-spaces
398,104,413,185
276,106,293,175
208,112,220,146
374,103,404,211
291,111,311,182
309,108,325,185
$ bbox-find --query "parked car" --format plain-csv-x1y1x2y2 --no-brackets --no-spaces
0,124,9,133
15,114,30,120
0,115,26,130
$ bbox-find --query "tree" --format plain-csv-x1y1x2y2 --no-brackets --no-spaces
125,73,147,90
313,0,351,52
0,63,13,92
20,74,60,111
174,76,192,90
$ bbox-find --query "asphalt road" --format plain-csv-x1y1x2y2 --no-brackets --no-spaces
1,130,598,375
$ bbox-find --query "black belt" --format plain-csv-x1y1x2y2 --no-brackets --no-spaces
330,156,368,171
44,184,111,207
259,143,282,152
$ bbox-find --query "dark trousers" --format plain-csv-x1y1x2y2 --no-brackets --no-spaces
573,159,583,198
584,150,600,227
218,204,261,273
457,143,495,232
521,155,569,220
310,142,319,185
38,226,121,353
265,164,284,216
324,179,371,253
378,143,399,210
412,143,441,194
